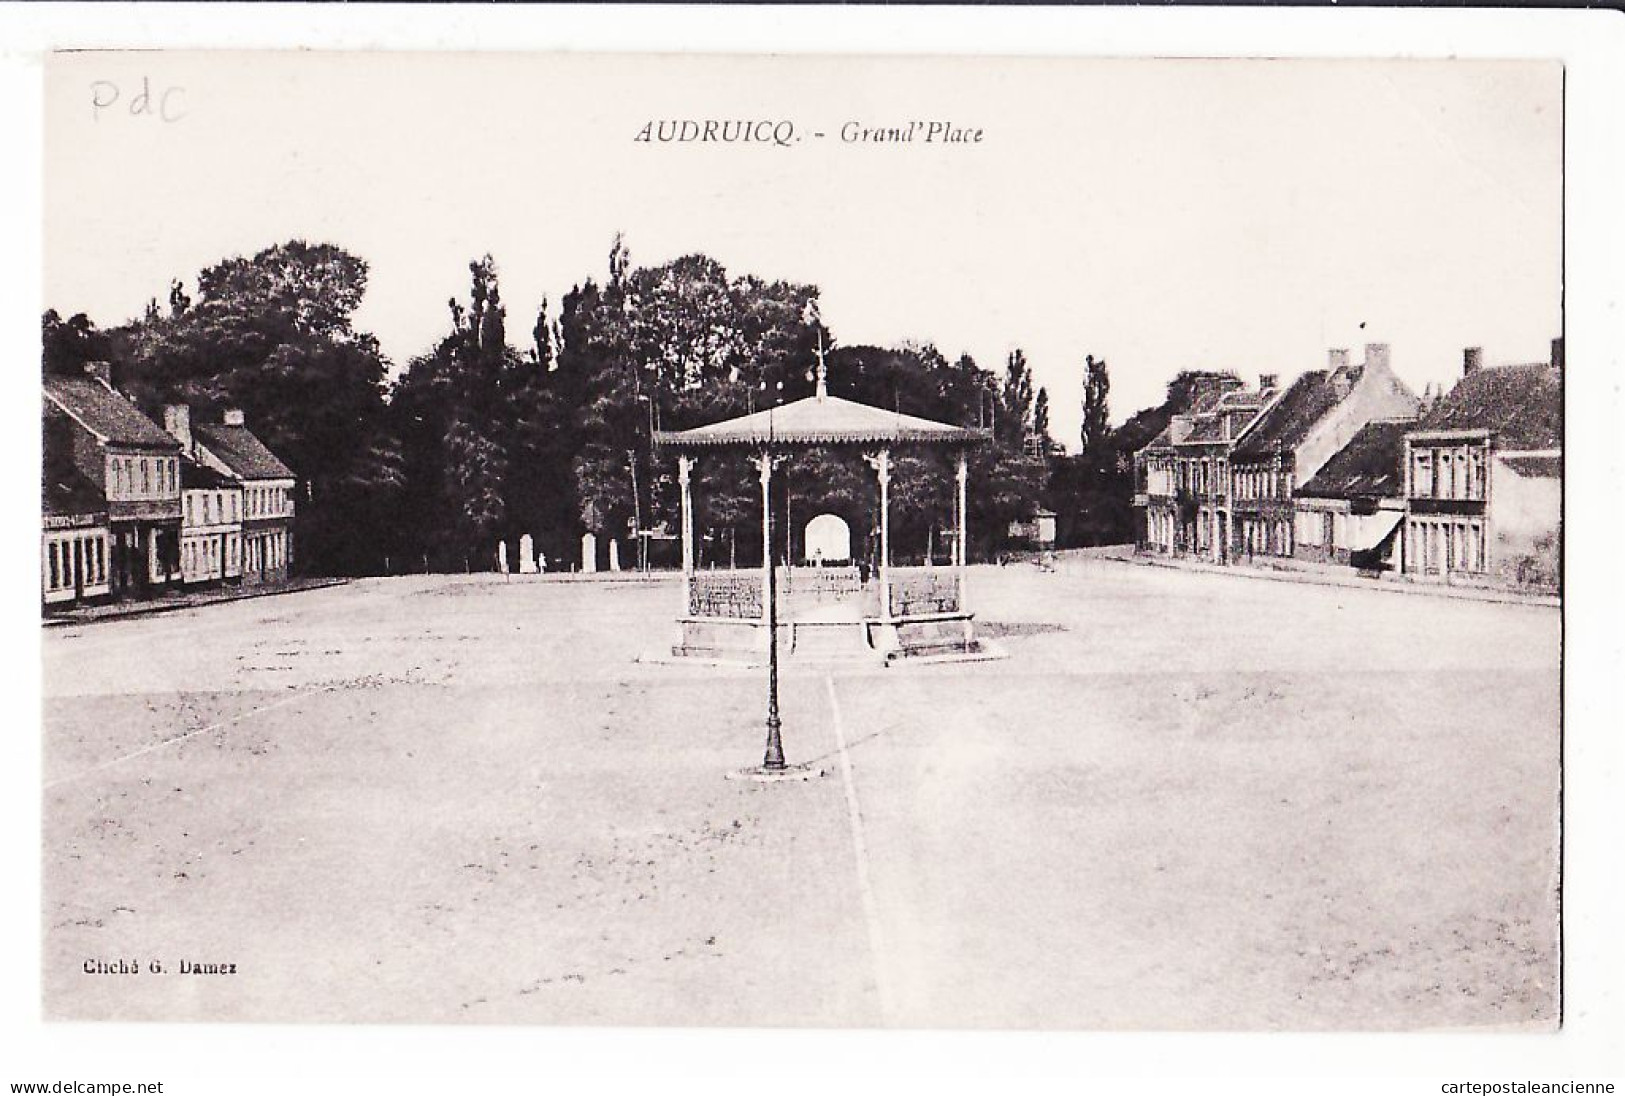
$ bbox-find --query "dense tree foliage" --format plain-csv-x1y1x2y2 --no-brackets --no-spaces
89,242,403,576
44,236,1167,574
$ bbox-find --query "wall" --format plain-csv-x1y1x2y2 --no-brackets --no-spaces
1295,364,1419,486
1489,458,1561,585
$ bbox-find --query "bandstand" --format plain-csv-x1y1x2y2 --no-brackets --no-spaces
653,358,994,665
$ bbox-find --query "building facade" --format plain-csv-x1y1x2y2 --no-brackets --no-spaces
1293,418,1413,570
192,410,296,586
1135,375,1268,562
1400,343,1562,587
1229,344,1418,564
180,455,244,587
44,365,183,600
42,411,112,608
165,405,246,588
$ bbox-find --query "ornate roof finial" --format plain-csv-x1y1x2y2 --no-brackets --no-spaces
815,326,828,401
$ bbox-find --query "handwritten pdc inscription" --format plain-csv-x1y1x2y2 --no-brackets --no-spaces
91,77,186,123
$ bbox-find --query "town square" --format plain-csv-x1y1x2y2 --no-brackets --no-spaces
42,559,1558,1028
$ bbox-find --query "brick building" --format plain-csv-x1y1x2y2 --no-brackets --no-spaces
43,364,183,599
1229,344,1418,563
1135,375,1269,562
1293,418,1414,569
1400,341,1562,587
191,410,296,585
42,409,112,608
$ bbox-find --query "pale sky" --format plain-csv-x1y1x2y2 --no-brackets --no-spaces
44,51,1561,449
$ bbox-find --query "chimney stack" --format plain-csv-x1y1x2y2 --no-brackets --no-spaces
163,404,193,455
1463,347,1483,379
1364,343,1391,373
222,408,246,427
1328,348,1351,372
82,361,112,388
1551,337,1564,370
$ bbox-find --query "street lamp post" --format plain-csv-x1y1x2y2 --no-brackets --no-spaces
763,474,784,771
761,381,786,771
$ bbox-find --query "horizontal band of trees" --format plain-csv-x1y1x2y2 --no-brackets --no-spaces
43,236,1205,576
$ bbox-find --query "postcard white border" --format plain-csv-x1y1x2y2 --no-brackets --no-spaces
2,4,1621,1091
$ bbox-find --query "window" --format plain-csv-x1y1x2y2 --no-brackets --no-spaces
1413,452,1433,498
48,541,60,588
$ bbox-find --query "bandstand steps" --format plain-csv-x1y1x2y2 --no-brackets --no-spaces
788,621,882,664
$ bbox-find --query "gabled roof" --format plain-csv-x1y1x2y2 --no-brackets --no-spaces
1230,370,1348,460
1415,363,1562,450
43,375,179,451
1141,424,1175,452
193,423,296,480
181,455,234,490
42,465,107,518
1297,419,1414,500
654,393,986,450
1175,389,1267,446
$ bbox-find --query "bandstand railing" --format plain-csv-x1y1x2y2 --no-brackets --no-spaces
688,570,763,619
784,565,862,604
886,566,962,617
687,564,963,621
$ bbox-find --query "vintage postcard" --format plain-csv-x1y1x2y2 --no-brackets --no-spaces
19,21,1612,1079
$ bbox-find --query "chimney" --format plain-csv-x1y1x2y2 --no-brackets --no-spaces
222,408,246,427
1463,347,1483,379
1258,373,1279,396
163,404,193,455
1328,348,1351,372
82,360,112,387
1551,337,1564,370
1363,343,1391,373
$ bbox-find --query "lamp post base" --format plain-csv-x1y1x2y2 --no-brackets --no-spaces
725,763,826,783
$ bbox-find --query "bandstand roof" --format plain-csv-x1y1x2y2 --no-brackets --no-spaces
654,392,989,451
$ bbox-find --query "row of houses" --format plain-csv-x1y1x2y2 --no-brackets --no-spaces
1133,339,1562,589
42,362,297,610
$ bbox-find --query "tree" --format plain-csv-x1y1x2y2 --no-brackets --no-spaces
390,255,581,570
997,348,1035,451
1032,386,1053,456
1080,354,1111,456
108,241,403,576
41,310,115,378
558,242,824,566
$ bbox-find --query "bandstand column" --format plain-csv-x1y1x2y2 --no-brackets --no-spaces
955,451,969,610
677,455,695,611
866,449,893,620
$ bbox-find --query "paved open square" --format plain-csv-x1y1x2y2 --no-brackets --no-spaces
41,560,1560,1029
